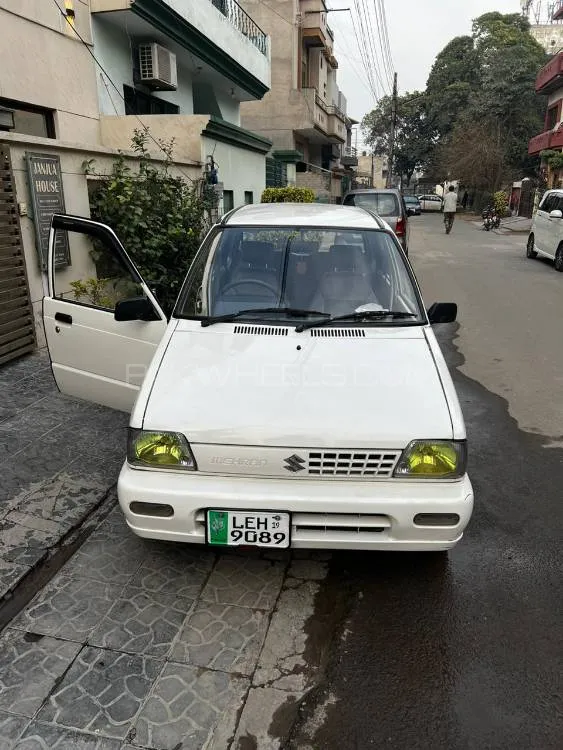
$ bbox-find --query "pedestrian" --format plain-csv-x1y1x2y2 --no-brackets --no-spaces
462,190,468,209
443,185,458,234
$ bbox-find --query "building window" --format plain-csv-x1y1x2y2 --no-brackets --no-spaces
244,191,253,204
547,105,559,130
223,190,234,212
123,85,179,116
0,97,55,138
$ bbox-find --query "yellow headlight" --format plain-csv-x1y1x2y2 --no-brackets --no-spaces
395,441,467,479
128,430,196,470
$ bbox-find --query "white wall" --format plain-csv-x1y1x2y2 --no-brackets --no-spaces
166,0,271,91
202,137,265,208
215,91,241,126
92,17,194,115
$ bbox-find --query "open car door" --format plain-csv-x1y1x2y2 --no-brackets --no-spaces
43,214,168,412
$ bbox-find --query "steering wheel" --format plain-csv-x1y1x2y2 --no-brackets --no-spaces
220,278,279,297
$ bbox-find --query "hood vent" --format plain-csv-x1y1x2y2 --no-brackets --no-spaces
310,329,365,338
234,325,288,336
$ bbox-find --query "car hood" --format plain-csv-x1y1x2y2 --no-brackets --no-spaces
141,325,453,448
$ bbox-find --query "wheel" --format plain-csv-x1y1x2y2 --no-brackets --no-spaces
526,234,537,258
555,244,563,272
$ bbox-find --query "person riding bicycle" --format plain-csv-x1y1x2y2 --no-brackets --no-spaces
443,185,458,234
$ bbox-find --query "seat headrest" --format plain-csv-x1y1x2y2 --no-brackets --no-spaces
238,241,276,268
329,244,365,272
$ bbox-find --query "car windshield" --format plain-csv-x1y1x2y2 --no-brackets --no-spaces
175,227,424,324
404,196,418,203
344,193,400,217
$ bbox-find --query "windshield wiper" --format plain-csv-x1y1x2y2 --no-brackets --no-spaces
295,310,418,332
201,307,330,327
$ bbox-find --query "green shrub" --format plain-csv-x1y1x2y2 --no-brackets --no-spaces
493,191,509,217
261,187,315,203
84,129,216,316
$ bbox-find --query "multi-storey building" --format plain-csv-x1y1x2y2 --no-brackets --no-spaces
528,48,563,187
0,0,271,363
238,0,357,202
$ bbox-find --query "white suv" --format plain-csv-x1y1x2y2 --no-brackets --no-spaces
527,189,563,271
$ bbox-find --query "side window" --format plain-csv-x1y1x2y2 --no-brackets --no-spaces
555,196,563,213
343,195,354,206
52,227,144,311
540,193,555,212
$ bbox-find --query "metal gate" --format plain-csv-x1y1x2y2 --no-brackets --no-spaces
266,157,287,188
0,146,36,365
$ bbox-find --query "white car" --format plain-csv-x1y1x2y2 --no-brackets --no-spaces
527,189,563,270
44,204,473,552
418,194,443,212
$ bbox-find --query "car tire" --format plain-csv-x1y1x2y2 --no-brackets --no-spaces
526,234,537,259
555,244,563,272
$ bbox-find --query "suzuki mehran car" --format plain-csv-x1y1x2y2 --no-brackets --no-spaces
44,204,473,552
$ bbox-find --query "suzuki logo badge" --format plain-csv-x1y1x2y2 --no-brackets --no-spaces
283,454,306,473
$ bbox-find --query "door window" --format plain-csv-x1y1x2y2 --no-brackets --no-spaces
52,226,145,312
540,193,556,213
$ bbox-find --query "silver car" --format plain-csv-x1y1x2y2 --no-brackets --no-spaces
343,189,410,255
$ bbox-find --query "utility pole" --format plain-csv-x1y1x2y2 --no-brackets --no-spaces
386,72,398,189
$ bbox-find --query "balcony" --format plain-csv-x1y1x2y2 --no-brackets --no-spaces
210,0,268,56
341,146,358,167
326,103,346,138
90,0,270,99
300,0,333,48
535,50,563,94
528,128,563,155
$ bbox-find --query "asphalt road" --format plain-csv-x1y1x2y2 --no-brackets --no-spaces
288,214,563,750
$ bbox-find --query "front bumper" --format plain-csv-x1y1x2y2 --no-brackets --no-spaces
117,464,474,551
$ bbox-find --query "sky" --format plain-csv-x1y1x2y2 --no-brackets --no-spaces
328,0,524,140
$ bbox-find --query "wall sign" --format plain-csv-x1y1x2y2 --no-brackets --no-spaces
26,152,70,269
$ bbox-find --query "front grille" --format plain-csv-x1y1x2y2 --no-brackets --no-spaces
234,325,288,335
307,451,400,477
310,329,365,337
293,513,390,536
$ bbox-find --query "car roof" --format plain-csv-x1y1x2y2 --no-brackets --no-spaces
221,202,385,229
344,188,400,195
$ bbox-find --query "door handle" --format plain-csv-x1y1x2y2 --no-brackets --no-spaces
55,312,73,325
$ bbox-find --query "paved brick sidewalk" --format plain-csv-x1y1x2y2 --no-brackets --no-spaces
0,352,334,749
0,351,127,599
0,504,332,749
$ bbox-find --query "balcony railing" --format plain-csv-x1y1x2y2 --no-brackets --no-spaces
326,104,346,121
210,0,268,56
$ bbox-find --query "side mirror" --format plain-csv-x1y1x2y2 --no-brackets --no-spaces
550,209,562,219
114,296,158,322
427,302,457,324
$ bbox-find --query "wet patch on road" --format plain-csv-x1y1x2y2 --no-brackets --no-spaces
285,322,563,750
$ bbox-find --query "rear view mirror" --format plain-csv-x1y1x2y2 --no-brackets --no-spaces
427,302,457,324
549,209,563,219
114,297,158,322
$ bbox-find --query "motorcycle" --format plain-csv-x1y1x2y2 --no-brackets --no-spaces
482,206,501,231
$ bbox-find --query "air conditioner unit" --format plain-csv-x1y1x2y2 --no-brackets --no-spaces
138,43,177,90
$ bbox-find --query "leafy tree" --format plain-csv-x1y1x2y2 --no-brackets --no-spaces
361,92,436,186
425,12,547,187
85,130,217,315
426,36,480,139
